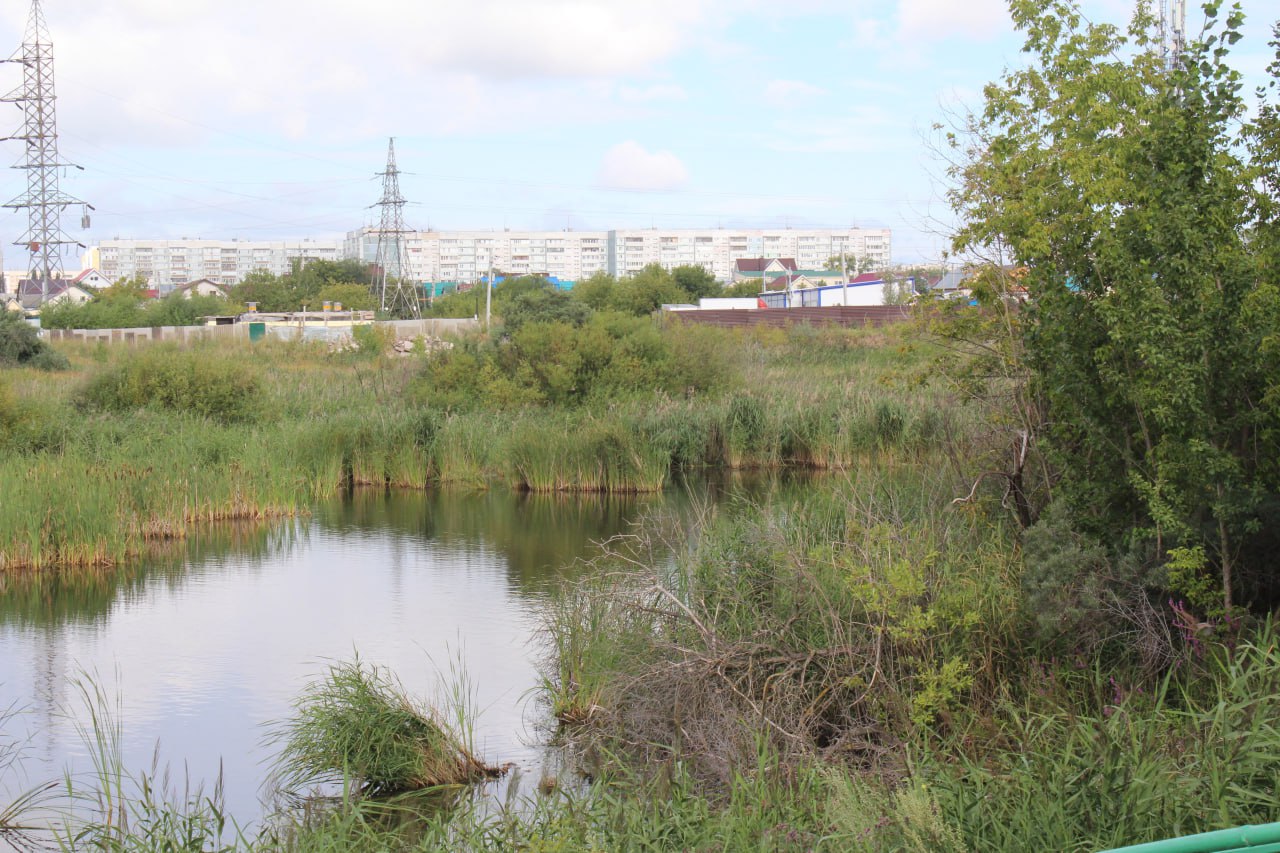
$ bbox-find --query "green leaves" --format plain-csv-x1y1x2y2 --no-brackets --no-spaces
950,0,1280,612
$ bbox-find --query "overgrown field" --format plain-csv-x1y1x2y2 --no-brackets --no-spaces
4,310,1275,851
0,319,949,571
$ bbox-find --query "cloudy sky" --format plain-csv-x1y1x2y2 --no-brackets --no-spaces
0,0,1275,264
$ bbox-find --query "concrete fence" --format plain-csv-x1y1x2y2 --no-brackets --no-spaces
41,317,480,345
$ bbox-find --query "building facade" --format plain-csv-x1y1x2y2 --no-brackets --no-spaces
343,229,611,285
84,227,891,292
345,226,891,284
83,239,343,295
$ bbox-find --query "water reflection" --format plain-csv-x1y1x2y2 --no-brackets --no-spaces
0,474,823,827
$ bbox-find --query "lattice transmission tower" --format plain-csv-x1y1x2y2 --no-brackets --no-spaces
369,138,419,317
2,0,90,303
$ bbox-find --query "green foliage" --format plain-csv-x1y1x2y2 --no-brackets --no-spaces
80,345,261,424
268,659,493,797
230,260,371,313
949,0,1280,610
315,283,375,311
919,630,1280,850
414,312,734,411
0,310,50,366
500,287,592,335
40,287,236,330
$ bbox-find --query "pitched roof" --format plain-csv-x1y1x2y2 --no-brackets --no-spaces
735,257,798,273
72,268,106,285
172,278,228,295
16,279,90,309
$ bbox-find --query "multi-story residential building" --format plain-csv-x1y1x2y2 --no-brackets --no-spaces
606,227,889,280
82,238,344,295
343,229,612,284
345,226,891,283
82,227,891,294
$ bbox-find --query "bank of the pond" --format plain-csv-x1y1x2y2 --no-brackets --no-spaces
0,323,950,572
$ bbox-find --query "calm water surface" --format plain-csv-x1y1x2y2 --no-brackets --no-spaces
0,480,799,824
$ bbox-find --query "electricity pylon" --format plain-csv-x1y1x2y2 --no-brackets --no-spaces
2,0,91,303
370,138,419,317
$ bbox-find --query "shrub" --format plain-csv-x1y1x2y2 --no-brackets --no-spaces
501,287,591,335
80,346,261,424
0,310,45,365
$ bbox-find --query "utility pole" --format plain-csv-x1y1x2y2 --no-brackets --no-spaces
840,250,847,307
369,137,419,318
2,0,91,304
486,253,493,331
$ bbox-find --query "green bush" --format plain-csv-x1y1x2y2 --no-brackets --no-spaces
80,346,261,424
413,313,733,411
0,311,67,370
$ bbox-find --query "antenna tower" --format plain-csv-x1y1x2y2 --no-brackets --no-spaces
1157,0,1187,72
2,0,90,303
369,138,419,317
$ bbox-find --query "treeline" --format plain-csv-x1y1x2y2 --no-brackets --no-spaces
425,263,727,319
39,260,378,329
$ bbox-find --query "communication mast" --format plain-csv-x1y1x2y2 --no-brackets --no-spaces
1,0,91,303
369,138,419,317
1158,0,1187,72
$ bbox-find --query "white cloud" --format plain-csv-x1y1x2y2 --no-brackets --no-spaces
618,84,689,103
3,0,712,147
596,141,689,191
896,0,1009,41
762,79,826,108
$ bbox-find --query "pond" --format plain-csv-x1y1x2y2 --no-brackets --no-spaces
0,476,807,826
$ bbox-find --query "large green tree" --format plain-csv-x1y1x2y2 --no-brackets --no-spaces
950,0,1280,612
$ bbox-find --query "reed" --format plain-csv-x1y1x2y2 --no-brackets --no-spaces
268,659,501,798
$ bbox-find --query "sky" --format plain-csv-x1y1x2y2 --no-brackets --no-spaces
0,0,1275,266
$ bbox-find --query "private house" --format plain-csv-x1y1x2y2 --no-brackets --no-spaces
172,278,230,299
72,268,112,290
16,279,95,311
732,257,799,283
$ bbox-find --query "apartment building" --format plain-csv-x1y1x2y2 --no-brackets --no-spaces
83,238,343,295
608,227,890,280
345,226,891,283
81,227,890,293
343,229,611,284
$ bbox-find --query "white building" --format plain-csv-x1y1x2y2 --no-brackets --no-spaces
82,238,343,295
607,227,889,280
344,226,891,283
343,229,611,284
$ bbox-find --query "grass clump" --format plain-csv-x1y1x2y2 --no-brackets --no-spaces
80,344,261,424
270,659,501,799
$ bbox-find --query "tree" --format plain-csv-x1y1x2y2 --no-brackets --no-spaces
949,0,1280,614
612,264,687,315
231,271,294,312
671,265,720,300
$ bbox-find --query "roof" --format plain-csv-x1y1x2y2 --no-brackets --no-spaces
15,279,91,309
930,270,968,291
172,278,228,295
734,257,798,273
72,268,106,285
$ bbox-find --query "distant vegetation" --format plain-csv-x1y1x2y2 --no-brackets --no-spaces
40,276,235,330
424,263,721,320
